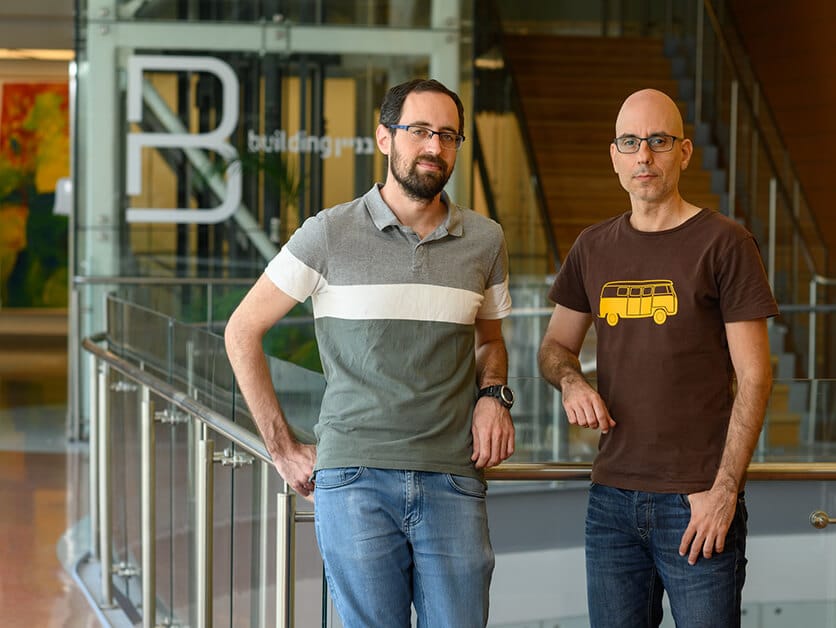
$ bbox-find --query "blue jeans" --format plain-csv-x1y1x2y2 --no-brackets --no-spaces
585,483,748,628
313,467,494,628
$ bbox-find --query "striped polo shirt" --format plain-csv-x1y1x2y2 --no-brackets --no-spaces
265,184,511,479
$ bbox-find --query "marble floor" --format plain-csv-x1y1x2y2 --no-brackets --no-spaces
0,369,102,627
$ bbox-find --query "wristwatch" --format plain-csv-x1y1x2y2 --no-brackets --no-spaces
477,384,515,409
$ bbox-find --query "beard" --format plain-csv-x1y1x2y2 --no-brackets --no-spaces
389,142,452,201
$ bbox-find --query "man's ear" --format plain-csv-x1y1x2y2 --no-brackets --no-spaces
376,124,391,155
680,138,693,171
610,142,619,173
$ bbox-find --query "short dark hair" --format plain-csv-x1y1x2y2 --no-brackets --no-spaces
378,79,465,135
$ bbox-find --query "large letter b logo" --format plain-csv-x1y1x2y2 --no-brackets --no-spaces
125,55,241,224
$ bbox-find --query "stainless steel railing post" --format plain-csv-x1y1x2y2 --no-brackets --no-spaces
141,386,156,628
276,491,296,628
806,278,818,444
98,361,113,607
258,461,270,628
89,353,99,561
196,437,214,628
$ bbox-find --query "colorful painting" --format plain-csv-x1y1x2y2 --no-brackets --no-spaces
0,82,69,308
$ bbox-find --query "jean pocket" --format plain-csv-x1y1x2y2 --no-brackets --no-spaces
446,474,487,498
678,493,691,509
313,467,364,489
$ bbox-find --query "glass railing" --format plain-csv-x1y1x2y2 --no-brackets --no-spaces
75,294,836,627
82,295,328,626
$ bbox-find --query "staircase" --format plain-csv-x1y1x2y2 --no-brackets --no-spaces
503,34,721,257
501,33,806,450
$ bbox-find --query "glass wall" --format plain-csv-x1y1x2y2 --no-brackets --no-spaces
71,0,480,434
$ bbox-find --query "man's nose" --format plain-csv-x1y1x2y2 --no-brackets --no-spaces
636,139,654,162
424,132,443,154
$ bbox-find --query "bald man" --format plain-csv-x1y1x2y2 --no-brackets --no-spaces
538,89,778,627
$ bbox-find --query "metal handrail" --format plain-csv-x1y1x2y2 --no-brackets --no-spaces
73,275,259,286
85,330,836,486
485,462,836,482
84,332,274,467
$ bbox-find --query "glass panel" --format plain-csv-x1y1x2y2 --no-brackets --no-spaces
502,371,836,466
153,398,194,626
107,319,144,616
217,454,326,627
98,296,328,624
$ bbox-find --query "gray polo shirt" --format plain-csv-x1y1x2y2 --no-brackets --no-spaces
265,184,511,478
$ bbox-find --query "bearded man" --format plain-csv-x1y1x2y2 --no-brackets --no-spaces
225,78,515,628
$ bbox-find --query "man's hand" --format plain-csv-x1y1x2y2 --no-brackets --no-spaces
272,441,318,502
678,486,738,565
561,377,616,433
471,398,515,469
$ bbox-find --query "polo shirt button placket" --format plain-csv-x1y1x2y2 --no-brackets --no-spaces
412,242,428,272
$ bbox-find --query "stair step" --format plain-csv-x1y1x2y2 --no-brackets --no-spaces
513,76,681,100
521,103,687,123
504,34,667,57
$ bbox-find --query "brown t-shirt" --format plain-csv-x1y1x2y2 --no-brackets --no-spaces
549,209,778,493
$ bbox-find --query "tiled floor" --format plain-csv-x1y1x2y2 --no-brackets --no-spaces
0,372,102,627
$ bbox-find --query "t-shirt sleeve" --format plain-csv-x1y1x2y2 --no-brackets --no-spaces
718,236,779,322
547,239,592,313
264,214,328,302
477,229,512,320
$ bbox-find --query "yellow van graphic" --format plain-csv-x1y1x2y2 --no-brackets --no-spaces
599,280,678,326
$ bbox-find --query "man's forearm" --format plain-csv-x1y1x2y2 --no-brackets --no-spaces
226,334,299,460
713,375,772,493
476,337,508,387
538,339,586,391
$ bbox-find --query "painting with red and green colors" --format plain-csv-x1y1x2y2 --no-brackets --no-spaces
0,82,69,308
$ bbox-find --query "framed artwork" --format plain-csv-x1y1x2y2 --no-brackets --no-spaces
0,82,69,308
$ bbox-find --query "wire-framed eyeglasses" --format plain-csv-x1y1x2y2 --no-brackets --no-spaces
389,124,465,151
613,134,682,154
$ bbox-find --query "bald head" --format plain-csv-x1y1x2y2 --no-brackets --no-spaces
610,88,694,212
615,89,684,138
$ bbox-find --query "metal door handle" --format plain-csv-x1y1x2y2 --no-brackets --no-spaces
810,510,836,529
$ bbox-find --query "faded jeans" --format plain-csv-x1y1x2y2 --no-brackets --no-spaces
585,483,748,628
313,466,495,628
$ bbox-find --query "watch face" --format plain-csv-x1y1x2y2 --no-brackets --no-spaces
479,385,514,408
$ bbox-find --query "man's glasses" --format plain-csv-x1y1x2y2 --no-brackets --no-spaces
613,134,682,154
389,125,465,151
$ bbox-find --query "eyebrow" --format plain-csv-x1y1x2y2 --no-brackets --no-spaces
615,131,673,138
403,121,459,133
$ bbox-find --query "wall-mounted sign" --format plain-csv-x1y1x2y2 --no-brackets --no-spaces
246,129,375,158
126,55,241,224
125,55,376,225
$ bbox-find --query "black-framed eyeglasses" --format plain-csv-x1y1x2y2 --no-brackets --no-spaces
389,124,465,151
613,134,682,154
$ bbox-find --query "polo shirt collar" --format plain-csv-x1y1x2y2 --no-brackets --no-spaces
364,184,464,238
